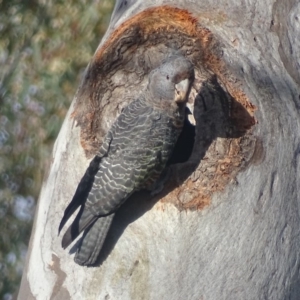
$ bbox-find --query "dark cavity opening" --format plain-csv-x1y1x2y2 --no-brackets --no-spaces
168,107,195,165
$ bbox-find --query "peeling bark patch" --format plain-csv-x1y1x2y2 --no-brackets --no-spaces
249,138,265,166
49,254,70,300
71,5,258,211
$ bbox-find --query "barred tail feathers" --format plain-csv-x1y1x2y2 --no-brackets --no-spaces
74,213,115,266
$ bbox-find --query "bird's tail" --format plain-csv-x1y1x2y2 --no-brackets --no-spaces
74,213,115,266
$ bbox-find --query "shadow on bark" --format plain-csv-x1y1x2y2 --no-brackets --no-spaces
70,75,254,267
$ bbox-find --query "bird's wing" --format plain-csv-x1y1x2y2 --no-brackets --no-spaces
60,100,161,246
58,130,114,234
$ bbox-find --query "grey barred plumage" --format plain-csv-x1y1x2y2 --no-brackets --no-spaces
59,55,195,266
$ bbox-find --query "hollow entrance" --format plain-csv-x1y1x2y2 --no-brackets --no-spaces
73,6,258,211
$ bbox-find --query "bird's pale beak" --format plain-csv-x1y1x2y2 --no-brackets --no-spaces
174,78,190,103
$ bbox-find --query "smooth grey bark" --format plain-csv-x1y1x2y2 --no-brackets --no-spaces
19,0,300,299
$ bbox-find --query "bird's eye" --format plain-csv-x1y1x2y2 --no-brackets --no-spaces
166,75,169,80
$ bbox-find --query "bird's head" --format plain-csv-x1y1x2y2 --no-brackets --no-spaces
147,55,195,106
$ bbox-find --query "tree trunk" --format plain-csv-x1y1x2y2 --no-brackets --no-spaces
19,0,300,299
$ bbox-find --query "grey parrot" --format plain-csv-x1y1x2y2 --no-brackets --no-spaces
59,55,195,266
